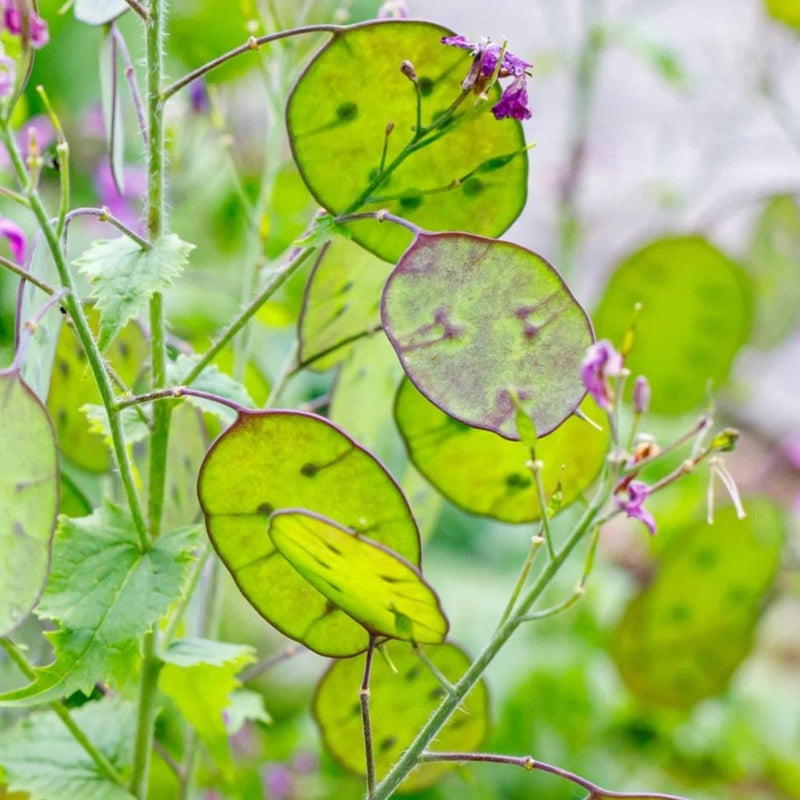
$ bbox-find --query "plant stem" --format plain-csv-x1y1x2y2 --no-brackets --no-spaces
361,635,378,800
182,245,317,386
1,639,125,786
115,386,245,414
417,751,691,799
371,491,607,800
121,0,149,22
161,25,343,102
496,534,544,629
0,121,148,548
130,631,162,798
0,254,56,294
111,23,148,145
62,206,152,250
529,457,556,560
130,1,168,794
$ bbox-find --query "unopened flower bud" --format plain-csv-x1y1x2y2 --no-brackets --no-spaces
400,60,417,83
633,375,650,415
712,428,739,452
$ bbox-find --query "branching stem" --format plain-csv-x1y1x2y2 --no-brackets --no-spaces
361,635,378,800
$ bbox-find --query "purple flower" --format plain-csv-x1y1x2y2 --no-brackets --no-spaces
633,375,650,415
615,480,656,535
263,763,294,799
492,75,531,120
0,217,27,264
0,54,15,97
3,1,49,49
581,339,624,411
377,0,408,18
441,34,533,121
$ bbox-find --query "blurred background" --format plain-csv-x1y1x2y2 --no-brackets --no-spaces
1,0,799,797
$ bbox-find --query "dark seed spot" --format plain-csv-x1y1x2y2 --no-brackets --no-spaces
405,667,420,682
669,604,691,623
323,600,337,615
323,541,342,556
336,101,358,122
351,702,361,716
256,502,274,515
57,359,69,377
428,687,446,700
118,341,130,359
379,736,397,752
694,549,716,570
342,280,354,292
399,193,423,211
418,76,434,96
300,463,318,477
380,574,401,583
505,473,532,490
461,177,484,197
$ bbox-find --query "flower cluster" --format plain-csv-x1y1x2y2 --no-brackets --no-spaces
2,1,49,49
441,35,532,121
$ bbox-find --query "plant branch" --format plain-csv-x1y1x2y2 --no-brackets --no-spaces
62,207,152,250
496,533,545,629
111,22,149,145
1,639,126,786
182,244,317,387
0,253,56,294
240,645,305,683
361,635,378,800
122,0,149,22
418,751,691,799
161,25,343,102
115,386,245,414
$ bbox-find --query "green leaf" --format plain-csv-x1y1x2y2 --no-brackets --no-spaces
0,506,200,706
162,403,208,531
395,379,608,523
47,314,148,472
299,236,392,371
75,234,194,349
313,641,488,791
197,410,420,657
225,689,271,734
382,232,593,439
159,642,255,782
270,510,447,644
612,499,784,709
765,0,800,29
747,194,800,348
0,370,58,636
166,353,254,425
0,698,135,799
287,21,528,261
75,0,129,24
593,236,752,414
15,239,62,401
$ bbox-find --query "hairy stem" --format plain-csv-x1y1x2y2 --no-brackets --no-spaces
361,636,378,800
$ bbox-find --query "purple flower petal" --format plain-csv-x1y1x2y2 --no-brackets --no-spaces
4,2,49,48
633,375,650,415
615,480,657,535
0,217,27,264
491,75,532,120
581,339,624,411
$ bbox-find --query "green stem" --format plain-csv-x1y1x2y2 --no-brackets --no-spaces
1,639,125,786
361,636,378,800
0,122,148,548
496,534,545,629
530,457,556,560
182,245,317,386
129,631,162,798
0,254,56,294
372,492,607,800
130,1,168,795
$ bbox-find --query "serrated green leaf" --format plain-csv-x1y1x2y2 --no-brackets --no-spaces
270,510,447,644
612,499,784,709
75,234,194,349
159,644,255,782
287,21,528,262
166,353,253,425
314,641,488,791
15,239,62,401
382,232,593,438
593,236,753,414
0,507,200,706
47,315,148,473
299,236,393,372
75,0,129,24
0,698,135,800
82,404,150,449
747,194,800,348
225,689,271,734
0,370,58,636
198,410,420,657
395,379,608,523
